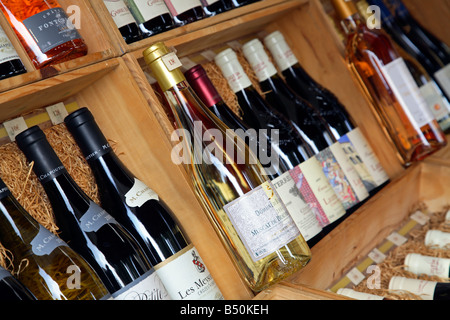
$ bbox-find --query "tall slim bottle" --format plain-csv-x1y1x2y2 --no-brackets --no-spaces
0,266,36,300
103,0,143,44
0,0,88,69
185,64,324,247
263,30,390,191
15,126,170,300
143,42,311,292
242,39,370,216
214,47,347,232
331,0,446,166
64,107,223,300
0,176,110,300
0,25,26,80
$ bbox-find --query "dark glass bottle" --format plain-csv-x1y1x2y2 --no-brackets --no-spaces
263,30,390,192
103,0,142,44
164,0,205,26
0,266,36,300
201,0,232,16
184,64,325,247
15,126,170,300
0,176,110,300
231,0,260,7
0,25,26,80
126,0,175,38
64,107,223,300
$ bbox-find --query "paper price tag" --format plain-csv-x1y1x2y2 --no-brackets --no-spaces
3,117,27,141
346,267,365,285
368,248,386,264
410,210,430,225
387,232,408,246
162,52,182,71
46,102,68,125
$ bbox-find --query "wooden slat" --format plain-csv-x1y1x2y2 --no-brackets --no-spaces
254,282,352,300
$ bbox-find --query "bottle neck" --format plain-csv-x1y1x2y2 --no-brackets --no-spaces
340,13,364,35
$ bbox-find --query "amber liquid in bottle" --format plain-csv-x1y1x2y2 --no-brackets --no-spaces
0,0,88,69
331,0,446,166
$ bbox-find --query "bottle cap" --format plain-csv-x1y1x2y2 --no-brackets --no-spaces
330,0,358,20
242,38,277,82
214,48,252,93
143,42,185,92
404,253,427,275
389,276,437,300
64,107,111,161
15,126,67,183
184,64,222,107
425,229,450,248
445,210,450,222
263,31,298,71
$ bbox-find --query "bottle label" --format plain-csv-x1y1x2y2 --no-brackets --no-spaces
329,141,369,202
164,0,201,16
315,147,359,210
223,181,301,262
201,0,219,6
0,25,21,64
381,58,435,129
112,269,171,300
344,128,389,186
271,171,322,241
31,225,68,256
125,178,159,207
419,81,450,121
154,244,224,300
434,64,450,99
79,201,118,232
104,0,137,28
126,0,170,24
22,8,82,54
296,157,345,225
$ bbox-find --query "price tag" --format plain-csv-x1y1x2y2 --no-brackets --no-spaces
368,248,386,264
46,102,68,125
162,52,182,71
3,117,27,141
410,210,430,225
346,267,365,285
387,232,408,246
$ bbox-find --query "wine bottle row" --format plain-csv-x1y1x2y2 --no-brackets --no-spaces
104,0,262,44
0,108,224,300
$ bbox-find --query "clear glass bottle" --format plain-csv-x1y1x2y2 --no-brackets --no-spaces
143,42,311,292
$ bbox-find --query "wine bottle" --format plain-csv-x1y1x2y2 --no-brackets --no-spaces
143,42,311,292
103,0,142,44
263,30,390,193
125,0,175,38
200,0,232,16
163,0,205,26
0,266,36,300
214,47,347,232
331,0,446,166
0,176,110,300
0,24,26,80
389,276,450,300
424,230,450,249
231,0,260,7
405,253,450,278
242,38,370,215
337,288,384,300
0,0,88,69
15,126,170,300
184,64,324,247
364,0,450,133
385,0,450,97
64,107,224,300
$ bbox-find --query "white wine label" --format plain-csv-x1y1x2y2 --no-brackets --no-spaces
272,171,322,241
297,157,345,225
223,181,301,262
0,25,20,64
80,201,118,232
125,178,159,207
329,141,369,202
405,254,450,278
113,269,171,300
389,277,437,300
162,52,182,71
104,0,137,28
419,81,450,121
125,0,170,24
31,225,68,256
263,32,298,72
381,58,435,129
345,128,389,186
164,0,201,16
154,244,223,300
434,63,450,98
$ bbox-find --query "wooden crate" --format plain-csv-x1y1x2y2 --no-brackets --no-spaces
0,0,118,94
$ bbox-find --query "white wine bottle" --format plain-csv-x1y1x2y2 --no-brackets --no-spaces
143,42,311,292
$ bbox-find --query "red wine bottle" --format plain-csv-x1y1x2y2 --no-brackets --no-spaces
15,126,170,300
200,0,232,16
184,64,325,247
164,0,205,26
64,107,224,300
103,0,142,44
0,266,36,300
231,0,260,7
125,0,175,38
